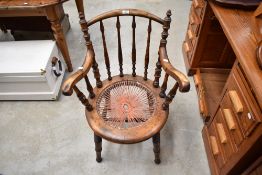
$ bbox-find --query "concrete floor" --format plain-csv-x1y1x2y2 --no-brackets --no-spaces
0,0,210,174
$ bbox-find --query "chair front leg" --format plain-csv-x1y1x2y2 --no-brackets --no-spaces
94,133,102,162
152,132,161,164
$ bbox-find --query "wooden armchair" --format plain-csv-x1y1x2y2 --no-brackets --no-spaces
62,8,190,164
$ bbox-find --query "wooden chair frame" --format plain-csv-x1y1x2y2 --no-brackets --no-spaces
62,8,190,164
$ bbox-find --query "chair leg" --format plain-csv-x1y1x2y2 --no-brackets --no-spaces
152,132,161,164
94,133,102,162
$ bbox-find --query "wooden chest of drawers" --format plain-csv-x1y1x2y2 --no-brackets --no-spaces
183,0,235,75
183,0,206,65
202,62,262,174
182,0,262,174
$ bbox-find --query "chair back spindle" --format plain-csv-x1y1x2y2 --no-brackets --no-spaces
153,56,162,88
84,75,95,98
100,20,112,80
160,10,171,47
144,19,152,80
116,16,124,77
153,10,172,88
78,12,103,88
159,73,169,98
78,12,92,49
92,60,103,88
132,16,136,77
73,85,93,111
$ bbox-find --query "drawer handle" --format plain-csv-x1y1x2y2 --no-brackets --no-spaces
193,72,201,87
187,29,194,40
210,136,219,156
199,98,205,115
223,109,236,130
228,90,244,114
216,123,227,144
193,0,203,8
247,112,255,121
190,15,196,25
183,42,190,53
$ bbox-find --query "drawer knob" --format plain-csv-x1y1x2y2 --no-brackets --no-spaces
247,112,255,121
190,15,196,25
228,90,244,114
193,72,201,87
193,0,203,8
210,136,219,156
199,98,205,115
183,42,190,53
223,109,236,130
187,29,194,40
216,123,227,144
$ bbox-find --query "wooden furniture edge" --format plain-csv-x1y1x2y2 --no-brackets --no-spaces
202,126,219,175
209,1,262,109
0,0,69,9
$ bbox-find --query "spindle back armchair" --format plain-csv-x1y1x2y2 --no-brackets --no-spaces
62,8,190,164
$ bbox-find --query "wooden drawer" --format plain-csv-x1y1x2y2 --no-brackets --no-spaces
204,107,237,173
183,41,192,61
193,68,230,122
183,25,196,61
189,7,201,37
227,67,261,137
192,0,206,20
194,68,209,120
220,94,244,148
207,123,226,170
187,25,197,47
213,108,236,162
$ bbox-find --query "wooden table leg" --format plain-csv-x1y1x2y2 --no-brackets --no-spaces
45,5,73,72
75,0,84,15
0,24,8,33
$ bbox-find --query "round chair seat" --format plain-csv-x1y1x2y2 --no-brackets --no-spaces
86,75,168,144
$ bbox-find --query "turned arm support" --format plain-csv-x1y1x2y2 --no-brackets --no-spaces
159,46,190,92
62,49,94,96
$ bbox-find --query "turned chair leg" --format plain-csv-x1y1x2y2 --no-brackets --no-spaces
94,133,102,162
152,132,161,164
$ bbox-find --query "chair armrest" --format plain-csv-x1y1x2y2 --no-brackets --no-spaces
159,47,190,92
62,50,94,96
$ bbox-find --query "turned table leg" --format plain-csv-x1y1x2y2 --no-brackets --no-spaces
45,5,73,72
75,0,84,15
0,24,7,33
94,133,102,162
152,132,161,164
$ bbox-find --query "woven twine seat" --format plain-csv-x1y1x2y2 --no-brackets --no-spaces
62,8,190,164
87,76,167,144
97,80,156,129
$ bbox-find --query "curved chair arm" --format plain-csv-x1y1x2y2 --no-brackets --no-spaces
159,46,190,92
62,50,94,96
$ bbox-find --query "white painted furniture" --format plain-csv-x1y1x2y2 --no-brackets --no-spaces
0,40,65,100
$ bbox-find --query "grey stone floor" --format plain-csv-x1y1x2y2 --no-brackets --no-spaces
0,0,210,174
